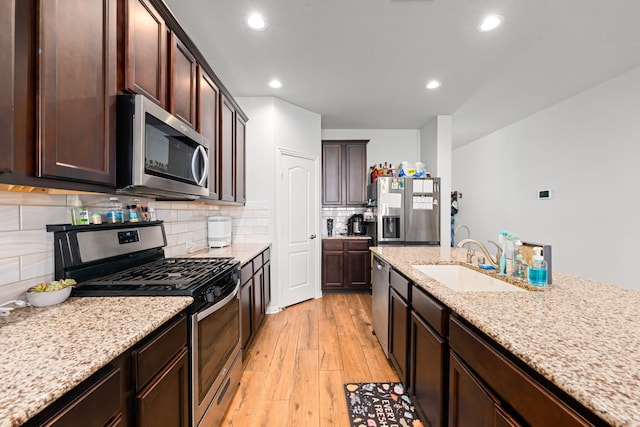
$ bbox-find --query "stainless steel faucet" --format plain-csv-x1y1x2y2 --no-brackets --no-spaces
456,239,503,269
454,224,471,239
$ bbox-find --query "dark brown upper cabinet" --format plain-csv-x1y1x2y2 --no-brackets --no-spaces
123,0,167,107
0,0,15,173
235,114,246,203
219,95,235,202
37,0,117,186
169,34,196,128
322,140,368,206
197,68,220,200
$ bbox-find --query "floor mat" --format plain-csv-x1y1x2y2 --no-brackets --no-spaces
344,382,424,427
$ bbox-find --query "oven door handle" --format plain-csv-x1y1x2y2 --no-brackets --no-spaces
196,281,240,321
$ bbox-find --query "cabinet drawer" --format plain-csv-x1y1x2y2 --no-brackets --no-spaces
346,239,369,251
390,268,410,301
322,239,344,251
262,247,270,264
134,315,187,391
46,365,122,427
412,285,448,336
449,317,593,427
241,260,254,285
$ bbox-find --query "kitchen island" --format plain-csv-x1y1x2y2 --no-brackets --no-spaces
370,245,640,426
0,296,192,427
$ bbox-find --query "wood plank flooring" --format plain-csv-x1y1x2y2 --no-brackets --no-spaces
221,293,399,426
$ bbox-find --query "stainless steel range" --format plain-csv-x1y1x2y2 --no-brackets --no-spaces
48,221,241,427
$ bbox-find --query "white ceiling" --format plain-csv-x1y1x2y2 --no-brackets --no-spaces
163,0,640,147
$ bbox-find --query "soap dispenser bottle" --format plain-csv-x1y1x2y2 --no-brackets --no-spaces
498,230,508,276
528,247,548,286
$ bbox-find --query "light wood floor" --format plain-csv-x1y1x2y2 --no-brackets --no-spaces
221,293,399,426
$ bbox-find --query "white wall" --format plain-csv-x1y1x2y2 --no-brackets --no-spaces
237,96,321,312
321,129,420,173
420,119,438,175
453,66,640,290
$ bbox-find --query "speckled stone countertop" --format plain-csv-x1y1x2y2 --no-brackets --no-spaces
189,242,271,265
370,246,640,427
0,296,192,427
323,235,371,240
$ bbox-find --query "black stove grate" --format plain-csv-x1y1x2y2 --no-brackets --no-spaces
83,257,236,287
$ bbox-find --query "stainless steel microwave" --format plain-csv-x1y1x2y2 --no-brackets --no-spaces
116,94,209,199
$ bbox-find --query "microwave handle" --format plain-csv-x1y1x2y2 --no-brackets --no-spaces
192,145,209,186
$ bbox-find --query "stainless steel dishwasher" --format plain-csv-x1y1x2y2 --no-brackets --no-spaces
372,255,390,357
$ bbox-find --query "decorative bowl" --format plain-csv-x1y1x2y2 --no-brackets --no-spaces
26,286,72,307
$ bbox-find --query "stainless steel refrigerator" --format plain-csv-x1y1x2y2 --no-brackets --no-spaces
367,177,440,245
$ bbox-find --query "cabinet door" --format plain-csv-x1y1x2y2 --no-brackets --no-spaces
45,365,123,427
0,0,15,173
170,34,196,128
410,311,446,427
345,142,367,205
449,352,494,427
240,279,253,350
197,68,219,199
38,0,117,186
235,114,246,203
137,348,189,427
124,0,167,106
346,240,370,288
322,241,345,289
263,260,271,308
252,265,264,331
219,95,235,202
322,143,343,205
495,405,521,427
389,288,409,384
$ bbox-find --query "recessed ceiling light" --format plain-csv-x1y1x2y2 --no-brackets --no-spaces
478,14,504,32
268,79,282,89
425,80,441,90
246,13,267,31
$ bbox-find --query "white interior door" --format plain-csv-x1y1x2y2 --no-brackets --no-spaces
279,150,318,308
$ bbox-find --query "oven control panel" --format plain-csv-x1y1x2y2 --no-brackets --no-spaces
118,230,140,244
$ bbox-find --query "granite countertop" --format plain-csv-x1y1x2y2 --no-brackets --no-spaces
0,296,193,427
370,246,640,427
188,242,271,265
323,235,371,240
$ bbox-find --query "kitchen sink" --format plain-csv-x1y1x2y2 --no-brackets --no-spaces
412,264,526,292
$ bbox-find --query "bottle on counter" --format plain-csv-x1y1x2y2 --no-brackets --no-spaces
107,197,124,223
127,205,140,222
527,247,548,286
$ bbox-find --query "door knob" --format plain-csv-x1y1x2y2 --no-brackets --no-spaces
309,234,317,239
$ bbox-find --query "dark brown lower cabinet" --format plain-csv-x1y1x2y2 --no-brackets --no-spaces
321,239,371,291
449,316,595,427
253,265,265,334
36,364,124,427
410,312,446,427
448,352,495,427
240,247,272,350
389,288,409,384
136,348,189,427
240,268,253,350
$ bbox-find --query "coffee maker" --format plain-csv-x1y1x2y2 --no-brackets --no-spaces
347,214,366,235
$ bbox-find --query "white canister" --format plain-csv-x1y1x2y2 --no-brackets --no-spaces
208,216,232,247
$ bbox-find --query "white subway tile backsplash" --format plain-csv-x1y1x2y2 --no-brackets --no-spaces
0,230,52,258
0,206,20,231
20,251,55,281
21,206,71,230
0,257,20,286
